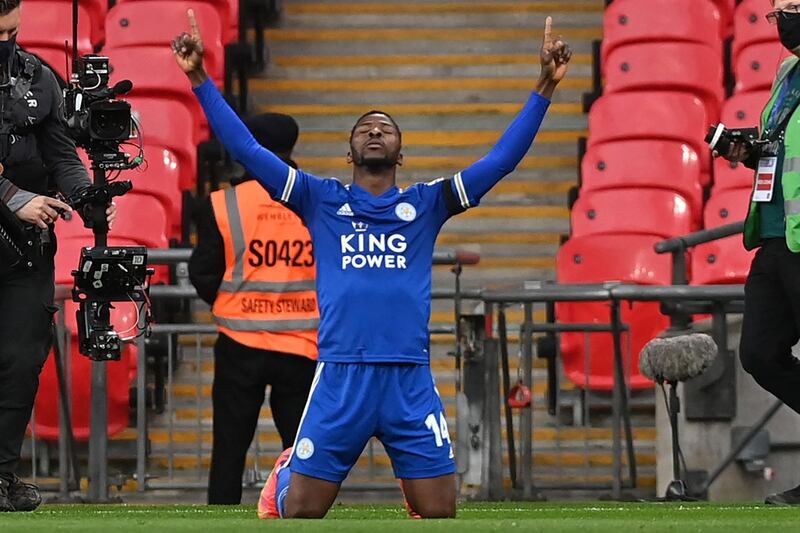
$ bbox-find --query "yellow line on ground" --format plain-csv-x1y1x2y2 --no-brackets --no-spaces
252,77,591,91
286,2,604,15
275,53,592,67
473,256,556,268
300,129,587,146
437,232,562,245
297,155,575,170
264,27,603,42
261,102,582,115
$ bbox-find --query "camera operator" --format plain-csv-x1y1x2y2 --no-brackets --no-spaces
0,0,115,512
715,0,800,506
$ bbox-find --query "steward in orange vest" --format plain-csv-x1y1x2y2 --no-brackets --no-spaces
188,113,317,505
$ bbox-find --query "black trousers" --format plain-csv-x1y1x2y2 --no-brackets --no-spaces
740,238,800,414
207,332,316,504
0,254,56,474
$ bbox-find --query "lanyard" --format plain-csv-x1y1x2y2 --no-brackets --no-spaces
765,64,800,142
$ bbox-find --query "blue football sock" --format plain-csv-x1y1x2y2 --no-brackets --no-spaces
275,464,292,518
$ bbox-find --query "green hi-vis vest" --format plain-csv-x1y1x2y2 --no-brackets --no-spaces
744,56,800,251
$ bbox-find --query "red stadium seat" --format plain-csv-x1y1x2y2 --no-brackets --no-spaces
692,187,755,284
105,46,209,142
22,0,107,47
734,42,792,94
603,43,724,123
556,235,672,391
124,145,183,238
18,1,92,59
571,189,697,239
587,92,711,178
720,90,770,128
116,0,234,44
113,192,169,249
711,0,735,38
33,301,137,441
601,0,723,61
713,91,769,192
105,2,225,82
581,141,703,219
127,96,198,191
733,0,777,63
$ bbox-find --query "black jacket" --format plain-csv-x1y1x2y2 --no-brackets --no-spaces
0,49,90,212
189,195,226,306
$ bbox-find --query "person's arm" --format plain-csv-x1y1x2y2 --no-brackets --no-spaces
192,80,295,201
36,66,90,198
0,176,35,212
189,198,225,306
176,10,320,218
444,16,570,214
447,92,550,212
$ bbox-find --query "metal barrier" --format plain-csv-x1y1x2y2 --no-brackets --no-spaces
478,282,750,500
40,247,480,496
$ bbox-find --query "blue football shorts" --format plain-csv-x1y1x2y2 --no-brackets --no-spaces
287,362,456,482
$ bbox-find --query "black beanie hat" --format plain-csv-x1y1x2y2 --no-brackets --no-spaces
245,113,300,155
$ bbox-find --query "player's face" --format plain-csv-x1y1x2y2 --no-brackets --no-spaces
348,114,402,167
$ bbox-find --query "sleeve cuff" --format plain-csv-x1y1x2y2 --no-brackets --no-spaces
7,190,37,212
192,78,217,98
530,90,551,107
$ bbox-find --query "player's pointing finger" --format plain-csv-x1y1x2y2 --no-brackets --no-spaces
188,9,201,41
543,16,553,45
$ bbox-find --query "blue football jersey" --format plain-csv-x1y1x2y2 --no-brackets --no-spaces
194,80,550,364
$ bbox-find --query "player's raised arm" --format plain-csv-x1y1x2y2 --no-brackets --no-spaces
173,10,300,207
447,17,571,212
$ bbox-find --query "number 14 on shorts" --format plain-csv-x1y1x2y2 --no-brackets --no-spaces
425,412,454,459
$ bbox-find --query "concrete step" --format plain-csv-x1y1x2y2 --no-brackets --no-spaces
274,111,587,132
264,27,601,56
267,59,592,81
252,79,589,105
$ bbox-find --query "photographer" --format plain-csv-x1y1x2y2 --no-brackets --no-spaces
716,0,800,506
0,0,115,512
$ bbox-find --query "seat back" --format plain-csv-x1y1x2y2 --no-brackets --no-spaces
602,0,723,60
692,187,755,284
556,235,672,390
127,96,198,191
734,41,791,94
571,189,696,239
581,140,703,218
733,0,777,62
105,1,225,81
603,42,724,123
106,46,209,142
588,92,710,173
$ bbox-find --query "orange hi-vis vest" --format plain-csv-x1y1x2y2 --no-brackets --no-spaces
210,180,319,359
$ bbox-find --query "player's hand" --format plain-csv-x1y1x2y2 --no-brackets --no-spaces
538,17,572,90
172,9,208,86
16,195,72,229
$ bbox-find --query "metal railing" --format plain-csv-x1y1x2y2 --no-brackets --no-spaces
478,281,752,501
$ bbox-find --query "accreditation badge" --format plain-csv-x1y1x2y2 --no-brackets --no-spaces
753,157,778,202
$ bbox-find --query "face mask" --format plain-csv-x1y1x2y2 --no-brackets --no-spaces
778,12,800,52
0,35,16,65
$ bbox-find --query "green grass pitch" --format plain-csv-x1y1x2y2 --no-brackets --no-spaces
3,502,800,532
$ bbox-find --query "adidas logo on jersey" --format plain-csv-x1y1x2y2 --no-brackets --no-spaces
337,203,354,217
